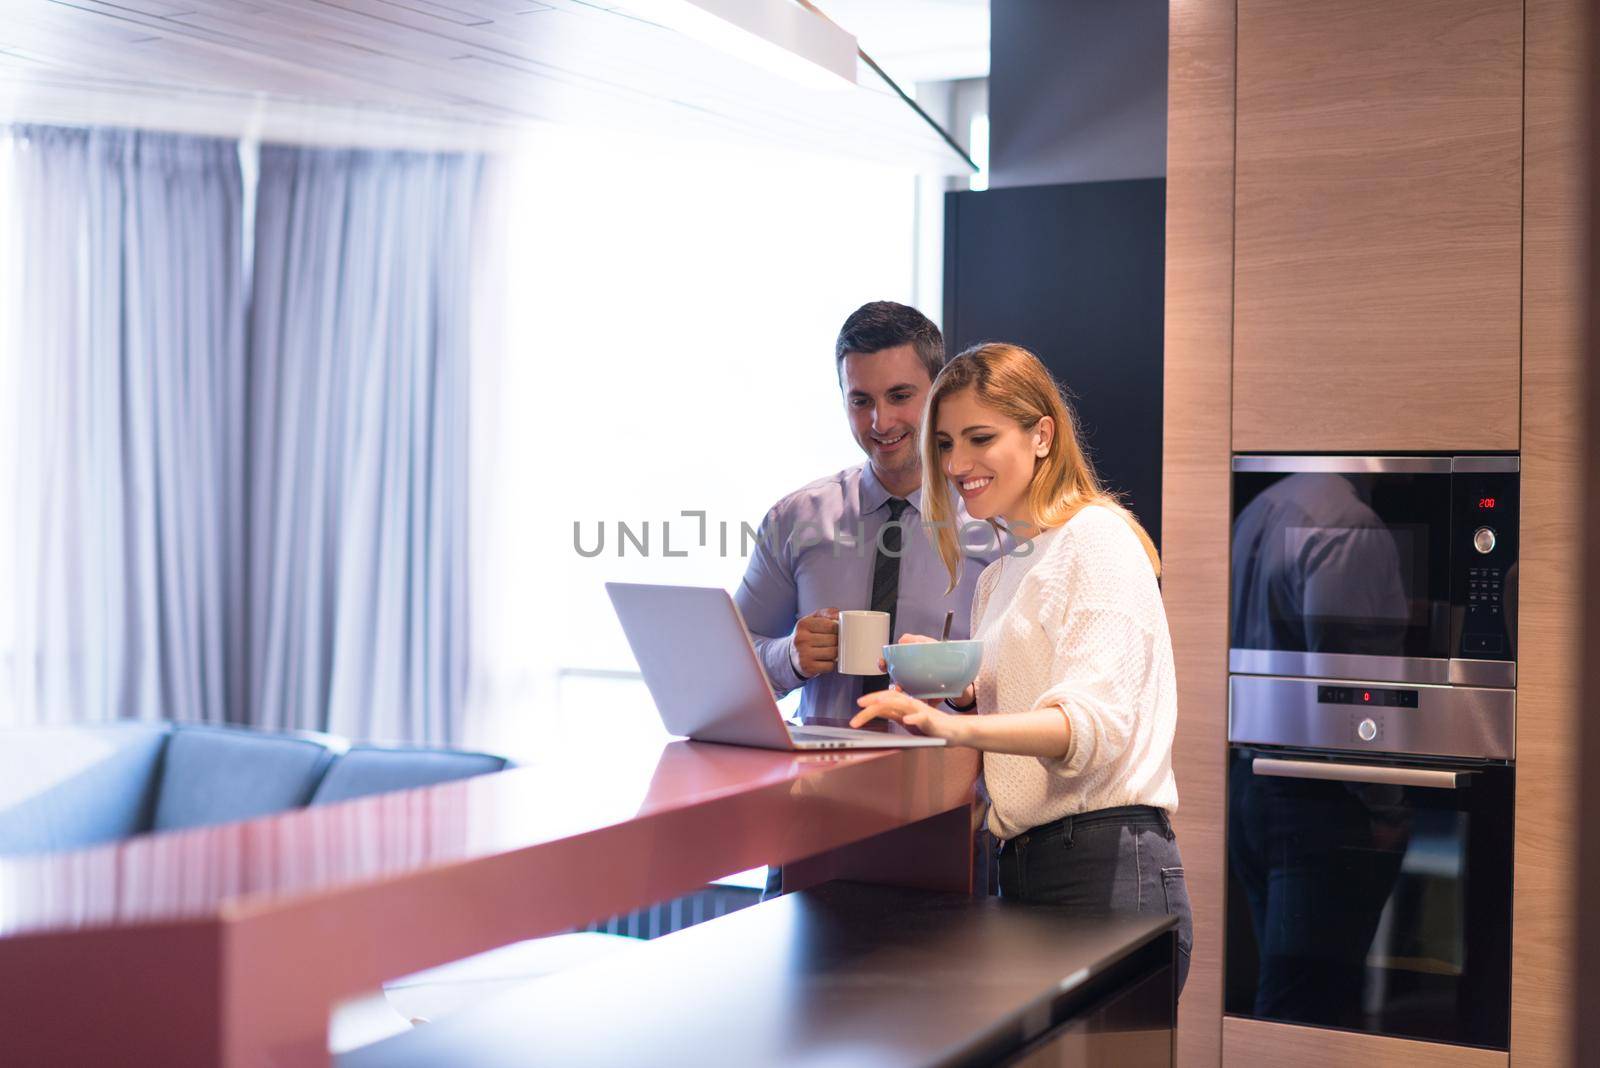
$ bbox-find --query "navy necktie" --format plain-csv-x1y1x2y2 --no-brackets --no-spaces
861,497,909,696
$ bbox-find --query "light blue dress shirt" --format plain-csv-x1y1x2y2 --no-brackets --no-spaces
734,463,1003,724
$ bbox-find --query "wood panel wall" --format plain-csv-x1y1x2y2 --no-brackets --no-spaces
1161,1,1234,1064
1513,0,1588,1063
1232,0,1523,452
1579,7,1600,1055
1167,1,1590,1066
1224,1018,1508,1068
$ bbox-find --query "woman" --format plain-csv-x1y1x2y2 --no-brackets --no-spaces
851,342,1192,994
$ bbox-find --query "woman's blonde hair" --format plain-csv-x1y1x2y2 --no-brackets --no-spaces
921,342,1160,590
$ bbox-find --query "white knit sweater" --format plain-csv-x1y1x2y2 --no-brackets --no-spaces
971,505,1179,840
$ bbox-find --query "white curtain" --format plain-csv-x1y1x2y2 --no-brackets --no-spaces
0,126,246,726
0,129,485,744
246,145,483,743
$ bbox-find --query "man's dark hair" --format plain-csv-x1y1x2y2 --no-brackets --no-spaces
834,301,945,382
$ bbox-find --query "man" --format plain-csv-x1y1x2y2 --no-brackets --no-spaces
735,301,1001,727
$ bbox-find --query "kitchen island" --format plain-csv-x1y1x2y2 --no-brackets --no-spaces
0,738,979,1066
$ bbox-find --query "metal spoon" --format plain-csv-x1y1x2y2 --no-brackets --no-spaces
940,609,954,642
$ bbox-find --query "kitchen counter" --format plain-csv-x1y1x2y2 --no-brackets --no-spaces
0,738,979,1066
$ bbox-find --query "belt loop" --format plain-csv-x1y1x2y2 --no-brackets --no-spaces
1062,813,1075,849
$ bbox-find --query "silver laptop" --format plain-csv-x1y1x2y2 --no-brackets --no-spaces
606,582,946,750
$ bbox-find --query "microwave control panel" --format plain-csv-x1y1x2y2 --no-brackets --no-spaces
1452,469,1519,661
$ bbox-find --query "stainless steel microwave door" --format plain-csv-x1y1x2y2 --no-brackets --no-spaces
1228,454,1519,687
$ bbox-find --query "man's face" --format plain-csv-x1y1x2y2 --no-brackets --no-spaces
839,344,934,488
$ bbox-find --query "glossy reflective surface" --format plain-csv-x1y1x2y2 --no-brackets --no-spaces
1230,462,1521,674
0,742,969,935
1232,470,1451,659
1,739,978,1067
1227,675,1515,762
1226,747,1512,1048
339,882,1176,1068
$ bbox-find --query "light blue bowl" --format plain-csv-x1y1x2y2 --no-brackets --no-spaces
881,640,983,700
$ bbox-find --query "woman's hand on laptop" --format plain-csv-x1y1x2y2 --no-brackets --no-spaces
851,687,968,744
793,608,840,678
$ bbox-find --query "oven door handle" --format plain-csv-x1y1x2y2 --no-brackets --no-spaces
1251,757,1469,789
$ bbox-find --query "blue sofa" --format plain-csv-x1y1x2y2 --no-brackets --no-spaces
0,722,510,856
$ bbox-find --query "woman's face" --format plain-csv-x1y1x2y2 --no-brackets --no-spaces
933,386,1052,526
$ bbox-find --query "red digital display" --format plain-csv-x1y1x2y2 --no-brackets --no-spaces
1362,691,1372,703
1479,497,1497,510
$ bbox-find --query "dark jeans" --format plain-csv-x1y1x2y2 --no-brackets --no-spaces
997,805,1193,997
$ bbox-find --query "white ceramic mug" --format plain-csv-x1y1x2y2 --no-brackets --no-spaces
837,610,891,675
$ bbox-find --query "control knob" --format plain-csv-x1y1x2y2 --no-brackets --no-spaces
1473,527,1497,555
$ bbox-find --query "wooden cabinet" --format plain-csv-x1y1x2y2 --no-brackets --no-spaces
1222,1017,1507,1068
1232,0,1523,452
1512,1,1587,1060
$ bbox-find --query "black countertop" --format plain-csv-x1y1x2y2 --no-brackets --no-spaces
341,881,1176,1067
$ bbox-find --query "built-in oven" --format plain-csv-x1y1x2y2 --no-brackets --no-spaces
1225,676,1514,1049
1230,455,1519,688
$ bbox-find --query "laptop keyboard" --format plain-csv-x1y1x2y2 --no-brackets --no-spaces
789,724,882,743
786,724,941,748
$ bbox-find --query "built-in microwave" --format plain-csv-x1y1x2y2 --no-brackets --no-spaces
1230,455,1519,689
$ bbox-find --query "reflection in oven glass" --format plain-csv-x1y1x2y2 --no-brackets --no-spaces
1230,760,1411,1028
1226,750,1512,1048
1231,473,1424,656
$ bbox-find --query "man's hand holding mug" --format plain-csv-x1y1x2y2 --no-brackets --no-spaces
792,608,840,678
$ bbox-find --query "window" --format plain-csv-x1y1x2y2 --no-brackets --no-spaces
467,125,918,763
0,123,921,745
0,135,16,725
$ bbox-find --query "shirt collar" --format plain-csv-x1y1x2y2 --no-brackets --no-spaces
858,462,922,516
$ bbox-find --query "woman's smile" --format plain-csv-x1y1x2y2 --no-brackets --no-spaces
958,475,994,500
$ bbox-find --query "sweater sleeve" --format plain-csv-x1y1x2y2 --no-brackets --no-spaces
1026,513,1161,779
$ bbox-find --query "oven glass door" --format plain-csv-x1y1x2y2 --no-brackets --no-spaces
1231,467,1451,663
1225,747,1512,1049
